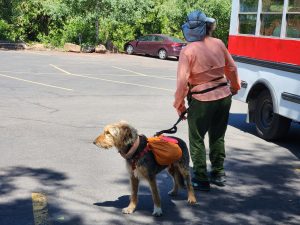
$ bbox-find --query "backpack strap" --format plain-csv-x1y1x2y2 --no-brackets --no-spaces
131,145,151,170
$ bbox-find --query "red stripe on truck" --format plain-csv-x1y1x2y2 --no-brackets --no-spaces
228,35,300,66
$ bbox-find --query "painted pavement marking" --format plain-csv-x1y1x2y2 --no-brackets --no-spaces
50,64,173,92
112,66,176,80
0,73,73,91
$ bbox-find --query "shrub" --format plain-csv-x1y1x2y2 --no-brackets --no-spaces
0,19,12,40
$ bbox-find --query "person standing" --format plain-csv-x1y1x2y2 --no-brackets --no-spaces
174,10,241,191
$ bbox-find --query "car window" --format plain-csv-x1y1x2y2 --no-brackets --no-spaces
139,35,153,41
147,36,155,41
167,36,185,43
153,36,164,42
138,36,147,41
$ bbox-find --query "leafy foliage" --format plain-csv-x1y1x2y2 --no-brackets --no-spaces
0,0,232,49
0,19,11,40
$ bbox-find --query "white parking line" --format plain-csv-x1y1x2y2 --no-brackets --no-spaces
50,64,72,74
50,64,173,92
112,66,176,80
0,70,142,77
0,70,59,75
0,73,73,91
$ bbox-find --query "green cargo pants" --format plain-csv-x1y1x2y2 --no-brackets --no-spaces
187,95,232,182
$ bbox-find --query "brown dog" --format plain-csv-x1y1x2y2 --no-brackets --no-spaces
93,121,196,216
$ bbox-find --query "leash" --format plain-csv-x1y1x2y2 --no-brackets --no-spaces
154,110,187,136
154,79,228,136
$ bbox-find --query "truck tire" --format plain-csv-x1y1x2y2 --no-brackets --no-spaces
254,90,291,140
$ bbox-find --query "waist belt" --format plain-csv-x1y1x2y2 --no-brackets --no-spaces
189,76,228,95
155,77,228,136
189,82,228,95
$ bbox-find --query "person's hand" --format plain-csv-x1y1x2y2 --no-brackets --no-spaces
179,112,187,120
177,108,187,120
230,87,238,96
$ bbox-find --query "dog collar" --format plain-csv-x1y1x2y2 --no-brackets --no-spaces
120,136,140,159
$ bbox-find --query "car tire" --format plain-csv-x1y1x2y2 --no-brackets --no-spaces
158,49,167,60
254,90,291,140
126,45,134,55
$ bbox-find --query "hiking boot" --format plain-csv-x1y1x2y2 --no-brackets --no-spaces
191,178,210,191
210,172,226,187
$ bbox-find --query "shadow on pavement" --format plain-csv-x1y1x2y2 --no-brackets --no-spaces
92,115,300,224
229,113,300,159
94,195,129,209
93,158,300,225
94,172,191,224
274,122,300,158
0,166,83,225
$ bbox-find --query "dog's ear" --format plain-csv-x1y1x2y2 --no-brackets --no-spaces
107,126,120,139
119,120,128,125
119,123,138,146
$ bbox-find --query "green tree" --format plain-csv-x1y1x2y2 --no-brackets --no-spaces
65,0,112,45
0,19,11,39
98,0,154,49
0,0,67,43
0,0,232,48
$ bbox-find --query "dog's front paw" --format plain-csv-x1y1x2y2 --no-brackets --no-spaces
187,196,197,205
122,207,135,214
152,206,162,217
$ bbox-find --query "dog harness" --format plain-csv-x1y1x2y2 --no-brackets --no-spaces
120,135,183,171
119,136,141,160
130,145,151,171
119,135,151,171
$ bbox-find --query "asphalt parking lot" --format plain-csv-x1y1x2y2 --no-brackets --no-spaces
0,50,299,225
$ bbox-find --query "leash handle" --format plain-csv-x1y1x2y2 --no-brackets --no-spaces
179,110,187,120
154,126,177,137
154,110,187,136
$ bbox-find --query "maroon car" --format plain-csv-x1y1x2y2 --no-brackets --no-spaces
124,34,186,60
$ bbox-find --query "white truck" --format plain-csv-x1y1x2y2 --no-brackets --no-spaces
228,0,300,140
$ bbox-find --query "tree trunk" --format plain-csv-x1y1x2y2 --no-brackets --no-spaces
95,17,99,44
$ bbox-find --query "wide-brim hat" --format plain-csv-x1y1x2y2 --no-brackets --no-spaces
182,10,215,42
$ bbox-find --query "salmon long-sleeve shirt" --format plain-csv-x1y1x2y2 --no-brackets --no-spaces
174,37,241,114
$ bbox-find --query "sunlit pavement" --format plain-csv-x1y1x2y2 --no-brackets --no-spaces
0,50,299,225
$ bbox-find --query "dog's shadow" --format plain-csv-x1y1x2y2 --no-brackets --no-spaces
94,193,189,221
93,173,190,218
94,194,153,211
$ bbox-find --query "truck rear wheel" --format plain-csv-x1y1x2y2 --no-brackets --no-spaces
254,90,291,140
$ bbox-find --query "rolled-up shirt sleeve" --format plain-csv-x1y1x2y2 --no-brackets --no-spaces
222,43,241,92
174,52,190,114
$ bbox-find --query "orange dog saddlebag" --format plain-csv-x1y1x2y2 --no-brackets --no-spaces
147,135,182,165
